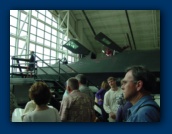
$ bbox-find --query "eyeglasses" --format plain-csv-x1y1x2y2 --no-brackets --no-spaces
121,80,137,86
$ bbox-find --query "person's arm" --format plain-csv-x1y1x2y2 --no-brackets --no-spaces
116,106,123,122
59,98,69,122
95,89,104,98
21,100,36,121
53,108,61,122
23,114,31,122
103,92,111,114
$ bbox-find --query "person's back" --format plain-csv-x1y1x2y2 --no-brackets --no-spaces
59,77,95,122
60,90,94,122
126,95,160,122
23,107,60,122
21,100,36,120
79,85,94,100
75,74,94,101
22,82,61,122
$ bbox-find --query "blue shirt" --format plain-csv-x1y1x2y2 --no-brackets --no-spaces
126,95,160,122
116,101,132,122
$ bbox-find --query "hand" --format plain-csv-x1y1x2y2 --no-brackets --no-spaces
98,99,103,102
109,112,116,119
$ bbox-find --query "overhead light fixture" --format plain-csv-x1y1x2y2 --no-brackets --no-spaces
95,32,123,52
63,39,90,55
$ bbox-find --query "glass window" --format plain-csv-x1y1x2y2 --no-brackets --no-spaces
36,53,43,61
45,25,51,33
52,43,56,49
52,28,57,36
44,55,50,60
21,13,27,21
23,23,28,31
30,34,36,41
10,37,16,46
20,30,27,37
44,40,50,47
39,10,45,14
50,59,56,65
58,53,62,59
10,10,18,17
38,13,45,21
24,10,29,13
10,46,15,56
29,43,35,51
51,50,56,57
18,40,25,48
32,10,37,17
45,32,51,40
38,21,44,30
68,56,72,62
10,10,77,69
37,61,42,67
31,18,37,26
46,10,52,19
31,26,36,34
43,55,50,66
10,16,17,27
10,26,16,35
37,37,43,44
71,57,74,62
44,48,50,55
52,21,57,28
46,18,51,25
37,29,44,38
52,35,56,43
36,45,43,53
18,48,23,55
20,21,24,29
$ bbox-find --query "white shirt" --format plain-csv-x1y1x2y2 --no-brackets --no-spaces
23,107,61,122
103,88,123,122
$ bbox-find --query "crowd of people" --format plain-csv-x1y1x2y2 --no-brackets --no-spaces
10,65,160,122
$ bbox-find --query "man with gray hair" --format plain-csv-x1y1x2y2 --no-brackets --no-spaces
59,77,95,122
75,74,94,101
121,65,160,122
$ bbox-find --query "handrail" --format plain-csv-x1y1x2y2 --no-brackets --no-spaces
34,55,67,82
35,66,65,90
60,60,98,88
10,53,98,89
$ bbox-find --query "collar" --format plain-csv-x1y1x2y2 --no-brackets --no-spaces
127,95,154,115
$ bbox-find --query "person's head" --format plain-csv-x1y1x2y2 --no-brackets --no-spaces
121,65,156,102
66,77,79,94
75,74,87,85
101,80,109,90
29,82,51,106
30,51,34,54
107,77,117,89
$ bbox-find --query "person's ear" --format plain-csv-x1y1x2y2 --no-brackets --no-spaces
136,80,143,91
67,86,72,93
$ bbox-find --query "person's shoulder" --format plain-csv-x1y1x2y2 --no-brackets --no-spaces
104,89,111,96
26,100,36,106
117,87,123,93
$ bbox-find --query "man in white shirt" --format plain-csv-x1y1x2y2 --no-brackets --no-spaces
103,77,123,122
